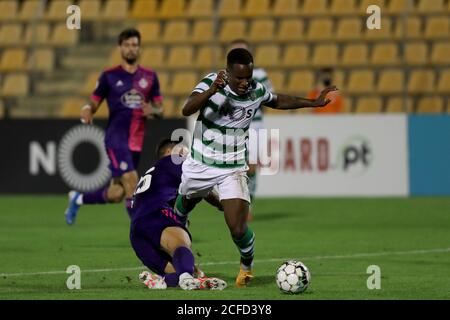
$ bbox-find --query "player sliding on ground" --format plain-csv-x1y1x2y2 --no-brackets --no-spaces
131,139,226,290
174,48,337,288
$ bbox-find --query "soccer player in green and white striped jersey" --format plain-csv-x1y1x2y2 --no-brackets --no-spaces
228,39,274,221
174,48,336,288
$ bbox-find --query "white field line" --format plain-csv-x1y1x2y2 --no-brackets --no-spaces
1,247,449,278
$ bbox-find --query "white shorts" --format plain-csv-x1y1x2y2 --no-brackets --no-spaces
179,156,250,203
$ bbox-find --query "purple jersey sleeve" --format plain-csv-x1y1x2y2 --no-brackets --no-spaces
149,73,163,104
91,72,109,103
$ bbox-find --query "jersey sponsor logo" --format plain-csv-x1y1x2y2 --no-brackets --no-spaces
116,80,124,87
121,89,145,109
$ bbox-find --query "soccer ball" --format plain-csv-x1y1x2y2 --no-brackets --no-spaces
276,260,311,294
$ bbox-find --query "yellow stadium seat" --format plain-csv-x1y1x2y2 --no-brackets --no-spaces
447,100,450,113
161,97,179,118
169,72,198,95
281,44,309,67
186,0,213,18
45,0,72,21
137,22,161,44
78,0,101,21
28,49,54,72
277,19,304,42
341,44,368,66
404,42,428,65
166,46,194,69
248,19,275,42
370,43,399,66
156,72,169,95
300,0,327,16
354,97,382,113
50,23,79,46
129,0,158,19
306,18,333,41
101,0,129,20
219,0,242,17
377,70,404,94
0,49,27,72
387,0,411,14
311,44,338,67
19,0,44,21
272,0,299,17
424,17,450,40
254,45,280,68
80,72,100,96
336,18,363,41
162,21,190,44
195,46,220,70
437,69,450,93
60,98,86,118
347,70,375,94
407,70,435,93
140,47,165,69
431,42,450,64
266,71,285,92
242,0,271,18
219,20,247,43
333,70,345,91
0,0,18,21
108,49,122,66
359,0,385,14
331,0,357,16
159,0,185,19
0,24,23,46
365,18,393,41
416,97,444,113
417,0,444,13
0,73,29,98
286,71,314,95
191,20,214,44
386,97,412,113
25,23,50,45
394,17,422,39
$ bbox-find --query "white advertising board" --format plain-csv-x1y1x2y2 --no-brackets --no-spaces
257,115,408,197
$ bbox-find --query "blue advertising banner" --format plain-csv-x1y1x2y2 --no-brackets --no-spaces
408,115,450,196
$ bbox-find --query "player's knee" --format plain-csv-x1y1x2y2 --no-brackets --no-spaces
230,225,247,239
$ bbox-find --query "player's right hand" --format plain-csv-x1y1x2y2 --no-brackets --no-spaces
80,105,94,125
210,70,228,93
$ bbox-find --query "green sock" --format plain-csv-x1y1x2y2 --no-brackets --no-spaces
174,194,188,218
233,227,255,269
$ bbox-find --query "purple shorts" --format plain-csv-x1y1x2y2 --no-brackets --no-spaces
129,208,191,275
106,148,140,177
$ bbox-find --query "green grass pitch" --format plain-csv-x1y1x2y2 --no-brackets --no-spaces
0,196,449,300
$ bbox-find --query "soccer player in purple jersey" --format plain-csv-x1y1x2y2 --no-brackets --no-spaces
64,29,163,225
131,139,226,290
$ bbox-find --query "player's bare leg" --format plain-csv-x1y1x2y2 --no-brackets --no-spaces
120,170,139,217
160,226,226,290
106,180,125,203
221,198,255,287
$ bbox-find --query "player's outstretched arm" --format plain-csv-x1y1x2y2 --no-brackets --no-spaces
182,71,228,116
80,100,101,124
265,86,338,110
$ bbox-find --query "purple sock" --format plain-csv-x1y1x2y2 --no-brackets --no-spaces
125,198,133,218
82,187,108,204
164,246,195,287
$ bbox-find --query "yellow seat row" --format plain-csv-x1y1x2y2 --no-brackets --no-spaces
0,48,54,72
0,23,78,47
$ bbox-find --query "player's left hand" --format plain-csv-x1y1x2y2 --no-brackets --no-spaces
314,86,338,107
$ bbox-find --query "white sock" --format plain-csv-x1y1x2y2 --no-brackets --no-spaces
76,194,83,205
